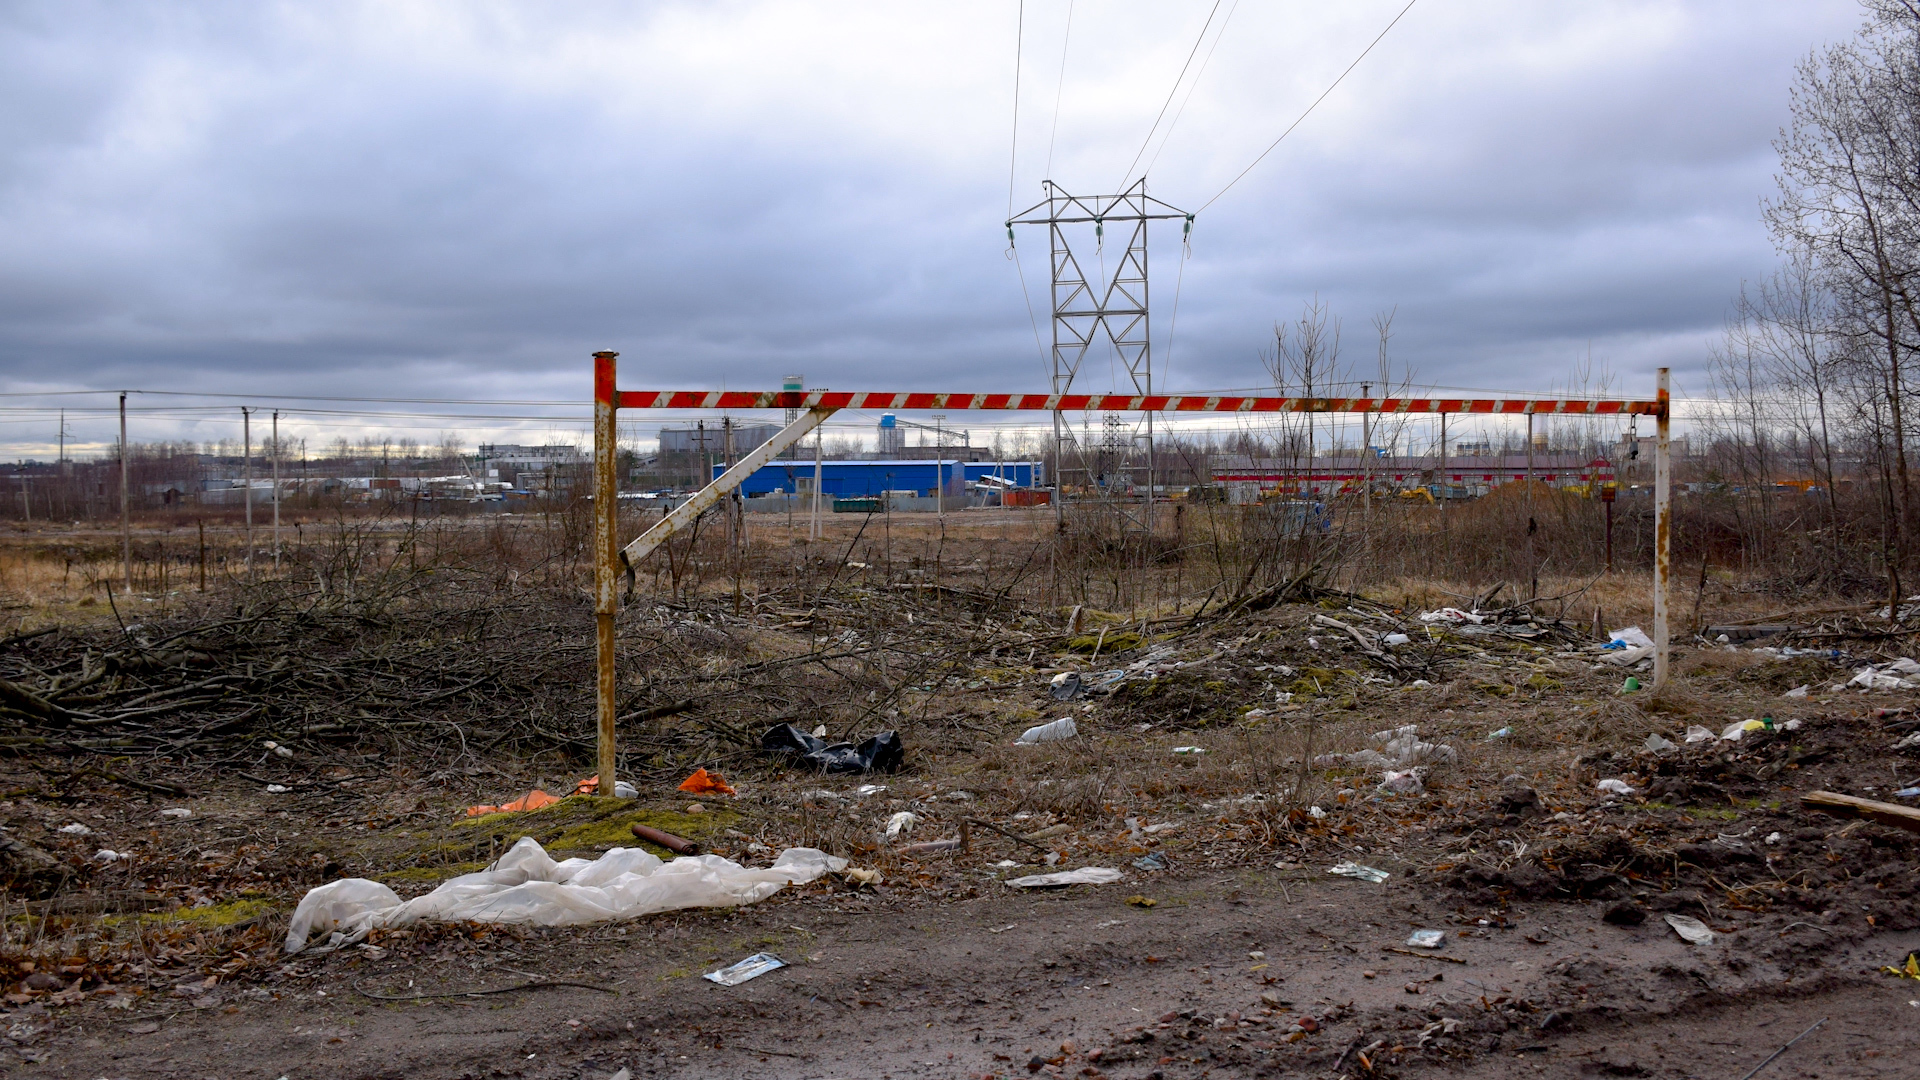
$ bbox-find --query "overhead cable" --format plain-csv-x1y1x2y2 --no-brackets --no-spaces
1117,0,1224,190
1197,0,1421,213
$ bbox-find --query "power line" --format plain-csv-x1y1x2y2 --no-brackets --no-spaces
1117,0,1224,190
1008,0,1026,218
1044,0,1075,181
1142,0,1241,179
1197,0,1421,213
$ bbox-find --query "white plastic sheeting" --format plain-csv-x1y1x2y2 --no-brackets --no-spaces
284,837,846,954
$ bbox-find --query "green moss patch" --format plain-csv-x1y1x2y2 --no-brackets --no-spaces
141,897,273,928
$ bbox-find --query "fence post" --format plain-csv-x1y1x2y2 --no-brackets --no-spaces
1653,367,1671,692
593,350,620,797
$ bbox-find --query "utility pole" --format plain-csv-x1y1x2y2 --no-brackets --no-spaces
811,422,824,541
271,409,281,573
119,392,131,593
1008,179,1190,531
241,407,253,579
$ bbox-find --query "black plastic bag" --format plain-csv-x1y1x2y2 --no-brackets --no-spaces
760,724,904,774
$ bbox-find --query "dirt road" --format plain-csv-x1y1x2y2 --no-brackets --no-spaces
20,865,1920,1080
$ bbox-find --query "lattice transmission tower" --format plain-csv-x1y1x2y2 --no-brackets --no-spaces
1008,179,1190,521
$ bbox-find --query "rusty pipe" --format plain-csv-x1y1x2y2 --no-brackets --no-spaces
631,823,700,855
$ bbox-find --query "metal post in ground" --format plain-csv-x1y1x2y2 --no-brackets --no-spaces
1653,367,1671,692
811,423,823,541
241,407,253,580
119,392,131,594
593,351,621,798
271,409,281,573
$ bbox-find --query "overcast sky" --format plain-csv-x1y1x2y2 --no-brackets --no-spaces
0,0,1869,455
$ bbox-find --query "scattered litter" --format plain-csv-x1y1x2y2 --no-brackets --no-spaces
1721,719,1771,741
1005,867,1123,889
613,780,637,799
57,823,92,835
1014,717,1078,744
883,812,918,842
159,808,191,818
704,953,786,986
760,724,904,773
1897,733,1920,751
1049,672,1083,700
1125,894,1157,907
1685,725,1715,743
1849,658,1920,690
1486,726,1513,739
853,784,887,797
1895,786,1920,799
677,769,736,797
1620,676,1641,693
840,866,882,886
1307,805,1328,820
1328,861,1390,883
1608,627,1655,650
1406,929,1446,949
1142,821,1179,834
1315,724,1458,772
1784,685,1810,699
284,838,846,954
466,789,561,817
263,740,295,758
1664,914,1716,946
1643,734,1676,753
1131,852,1169,872
1378,770,1425,795
1596,779,1636,796
1882,952,1920,980
265,784,291,794
1419,608,1484,625
1603,646,1654,667
630,824,699,855
1171,746,1206,755
93,849,126,862
1382,633,1411,645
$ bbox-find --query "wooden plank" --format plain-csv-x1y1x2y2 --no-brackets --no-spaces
1802,790,1920,835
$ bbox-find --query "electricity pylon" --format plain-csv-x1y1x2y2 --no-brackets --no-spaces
1009,179,1190,524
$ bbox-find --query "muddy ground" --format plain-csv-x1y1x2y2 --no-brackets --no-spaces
1,515,1918,1078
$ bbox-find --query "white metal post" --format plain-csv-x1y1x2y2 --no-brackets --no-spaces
1653,368,1671,692
119,392,131,594
811,424,824,541
241,406,253,580
271,409,281,573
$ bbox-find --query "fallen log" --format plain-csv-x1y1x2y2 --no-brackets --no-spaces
1802,790,1920,835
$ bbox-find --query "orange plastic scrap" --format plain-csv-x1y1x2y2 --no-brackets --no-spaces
464,789,561,817
572,775,600,795
677,769,736,796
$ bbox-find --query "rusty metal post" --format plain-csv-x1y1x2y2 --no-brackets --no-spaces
593,350,620,798
1653,367,1671,692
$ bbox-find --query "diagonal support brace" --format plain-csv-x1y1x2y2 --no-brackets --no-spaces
620,407,838,572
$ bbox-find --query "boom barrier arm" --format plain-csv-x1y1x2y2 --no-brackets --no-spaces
590,357,1674,799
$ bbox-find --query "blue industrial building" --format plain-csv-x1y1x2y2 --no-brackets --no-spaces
715,460,1042,497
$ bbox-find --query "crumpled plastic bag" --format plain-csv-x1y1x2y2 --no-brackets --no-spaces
466,789,562,817
677,768,736,796
1316,724,1458,771
1419,608,1484,625
283,837,845,954
1607,626,1655,650
760,724,904,773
